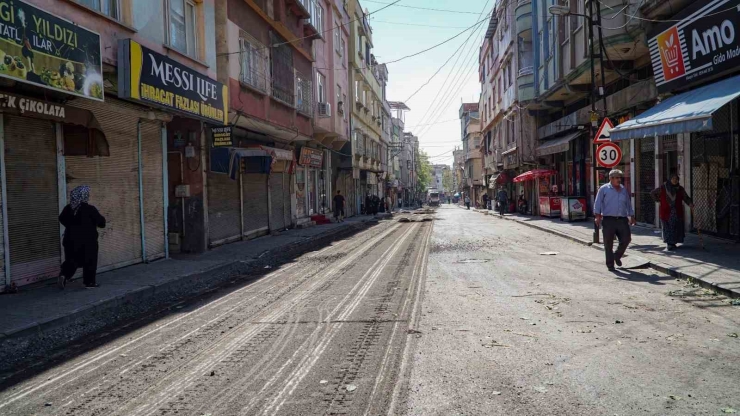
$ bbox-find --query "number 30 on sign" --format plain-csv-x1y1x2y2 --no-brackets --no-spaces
596,142,622,168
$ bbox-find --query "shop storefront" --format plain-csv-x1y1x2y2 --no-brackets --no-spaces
611,0,740,240
534,131,587,216
297,146,324,218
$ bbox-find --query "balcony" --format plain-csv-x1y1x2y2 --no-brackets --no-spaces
517,66,534,103
303,0,322,39
287,0,311,19
515,0,532,40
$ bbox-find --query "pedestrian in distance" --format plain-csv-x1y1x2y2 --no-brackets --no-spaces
497,187,508,216
333,190,345,222
594,169,636,272
651,171,694,251
464,195,471,210
58,185,106,289
482,193,489,211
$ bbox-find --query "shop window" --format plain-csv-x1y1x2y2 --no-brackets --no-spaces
63,124,110,157
168,0,199,59
77,0,119,19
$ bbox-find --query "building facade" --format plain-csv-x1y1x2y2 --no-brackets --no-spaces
460,103,483,205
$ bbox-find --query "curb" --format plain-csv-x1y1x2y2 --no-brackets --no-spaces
0,220,374,342
474,210,740,299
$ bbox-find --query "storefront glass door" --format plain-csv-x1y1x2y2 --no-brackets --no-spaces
308,169,317,215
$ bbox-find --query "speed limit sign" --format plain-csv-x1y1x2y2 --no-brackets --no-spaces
596,142,622,168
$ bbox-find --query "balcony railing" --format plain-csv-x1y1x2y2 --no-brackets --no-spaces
295,71,313,116
287,0,311,19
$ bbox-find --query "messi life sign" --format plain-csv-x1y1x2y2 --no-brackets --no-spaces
650,0,740,94
118,39,228,124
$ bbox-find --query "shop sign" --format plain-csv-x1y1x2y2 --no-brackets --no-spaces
118,39,228,124
211,126,232,147
651,0,740,93
0,0,103,100
299,147,323,168
0,91,65,120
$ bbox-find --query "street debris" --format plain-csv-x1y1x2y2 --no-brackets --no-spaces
533,386,548,393
45,403,52,407
491,391,502,395
728,333,739,338
482,340,510,348
320,380,328,384
539,252,558,255
520,317,530,320
669,395,681,401
615,320,624,324
346,384,357,392
729,299,740,306
721,408,737,414
264,265,272,269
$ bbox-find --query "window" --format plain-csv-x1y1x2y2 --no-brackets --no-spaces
296,72,312,114
340,38,346,60
270,32,295,105
239,36,267,92
169,0,198,58
357,33,363,59
314,3,324,33
365,42,371,63
334,22,341,54
576,0,585,31
316,72,326,103
77,0,119,19
342,93,347,118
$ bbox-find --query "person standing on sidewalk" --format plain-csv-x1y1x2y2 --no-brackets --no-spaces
497,187,508,216
594,169,635,271
651,172,693,251
58,185,106,289
333,190,345,222
464,195,471,210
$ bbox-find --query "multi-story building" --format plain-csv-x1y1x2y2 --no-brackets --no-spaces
378,64,392,203
389,101,409,208
460,103,484,205
431,165,450,196
453,148,465,199
519,0,653,216
348,0,385,211
0,0,226,291
479,3,537,210
609,0,739,240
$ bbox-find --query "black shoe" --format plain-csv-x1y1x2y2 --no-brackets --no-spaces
615,258,622,267
607,266,616,272
85,284,100,289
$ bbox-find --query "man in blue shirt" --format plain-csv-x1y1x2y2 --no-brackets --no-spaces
594,169,636,271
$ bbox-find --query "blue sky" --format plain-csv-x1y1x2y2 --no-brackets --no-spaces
365,0,493,167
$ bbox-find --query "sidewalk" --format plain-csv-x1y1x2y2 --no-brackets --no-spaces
470,207,740,298
0,215,381,341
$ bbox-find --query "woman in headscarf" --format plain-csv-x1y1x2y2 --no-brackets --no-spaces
652,172,693,251
58,185,106,288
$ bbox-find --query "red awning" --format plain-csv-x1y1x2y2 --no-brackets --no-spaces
512,169,558,183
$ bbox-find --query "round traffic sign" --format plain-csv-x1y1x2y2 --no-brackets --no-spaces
596,142,622,168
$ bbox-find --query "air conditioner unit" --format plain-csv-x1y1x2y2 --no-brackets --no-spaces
318,102,331,117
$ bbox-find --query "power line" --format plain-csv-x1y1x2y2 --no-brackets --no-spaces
370,19,471,29
404,118,461,128
363,0,483,14
217,0,402,56
404,7,489,102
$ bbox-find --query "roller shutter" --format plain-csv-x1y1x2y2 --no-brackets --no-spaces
242,173,269,237
283,173,292,227
208,172,240,246
4,115,60,287
269,173,286,231
140,120,165,260
66,99,150,270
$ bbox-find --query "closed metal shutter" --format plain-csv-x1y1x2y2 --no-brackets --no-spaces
242,173,269,236
269,173,286,231
208,172,240,245
66,98,146,269
283,173,292,227
4,115,60,286
140,120,165,260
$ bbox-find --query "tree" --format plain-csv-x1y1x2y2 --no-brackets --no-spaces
415,150,432,197
442,169,453,194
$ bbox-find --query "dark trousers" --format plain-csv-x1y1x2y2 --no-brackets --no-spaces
335,206,344,218
61,242,99,286
498,200,507,216
602,217,631,268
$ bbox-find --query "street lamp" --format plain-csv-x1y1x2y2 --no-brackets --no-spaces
548,5,572,16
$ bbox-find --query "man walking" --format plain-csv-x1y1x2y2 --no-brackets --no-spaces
333,190,345,222
497,187,508,216
594,169,636,271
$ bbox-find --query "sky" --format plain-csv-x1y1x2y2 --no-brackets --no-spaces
364,0,493,167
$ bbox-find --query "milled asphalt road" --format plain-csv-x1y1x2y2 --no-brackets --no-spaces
1,206,738,415
0,219,432,416
401,205,740,416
